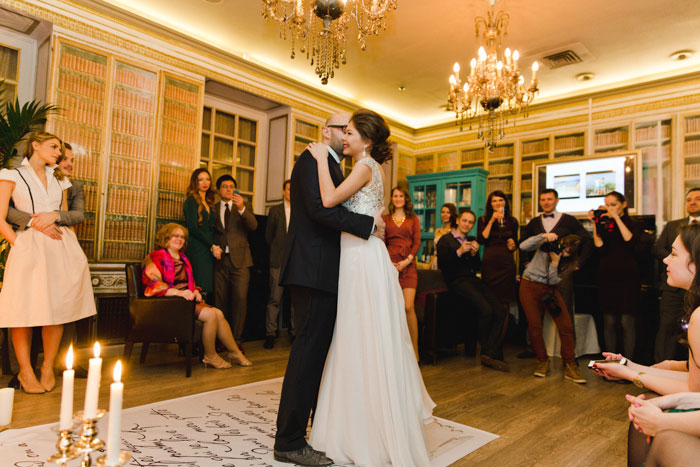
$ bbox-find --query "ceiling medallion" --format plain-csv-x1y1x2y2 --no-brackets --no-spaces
261,0,397,84
446,0,539,151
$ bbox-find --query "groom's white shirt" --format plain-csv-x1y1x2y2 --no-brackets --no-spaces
328,146,341,165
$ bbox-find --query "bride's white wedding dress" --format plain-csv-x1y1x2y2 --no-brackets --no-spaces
308,156,435,466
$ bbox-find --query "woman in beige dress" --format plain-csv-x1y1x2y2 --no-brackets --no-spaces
0,132,96,393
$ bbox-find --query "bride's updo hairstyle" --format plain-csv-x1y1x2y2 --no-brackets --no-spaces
350,109,393,164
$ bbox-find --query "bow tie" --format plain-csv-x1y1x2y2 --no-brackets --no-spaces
543,214,554,218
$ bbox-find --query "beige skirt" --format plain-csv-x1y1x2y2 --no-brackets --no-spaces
0,227,96,327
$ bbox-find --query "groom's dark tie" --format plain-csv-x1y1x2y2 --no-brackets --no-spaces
329,155,344,185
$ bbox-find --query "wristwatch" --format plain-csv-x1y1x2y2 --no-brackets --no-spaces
633,372,646,389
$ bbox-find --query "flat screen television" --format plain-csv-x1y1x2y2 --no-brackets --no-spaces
533,151,640,217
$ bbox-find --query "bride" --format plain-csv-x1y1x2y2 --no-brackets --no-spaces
306,109,434,466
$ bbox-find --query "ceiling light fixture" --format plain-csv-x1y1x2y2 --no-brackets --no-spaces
446,0,539,151
575,72,595,81
261,0,398,85
669,49,694,61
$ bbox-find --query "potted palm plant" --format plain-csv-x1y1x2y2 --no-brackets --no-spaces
0,84,57,286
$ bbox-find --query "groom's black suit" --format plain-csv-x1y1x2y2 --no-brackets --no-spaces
275,150,374,452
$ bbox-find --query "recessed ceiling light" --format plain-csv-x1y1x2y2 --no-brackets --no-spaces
575,72,595,82
398,86,406,92
670,49,694,61
203,0,223,4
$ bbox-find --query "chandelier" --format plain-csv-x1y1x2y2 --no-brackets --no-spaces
447,0,539,151
261,0,397,85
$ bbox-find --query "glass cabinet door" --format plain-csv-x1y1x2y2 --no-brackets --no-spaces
102,61,157,260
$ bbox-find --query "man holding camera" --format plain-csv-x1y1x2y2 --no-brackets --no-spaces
214,174,258,342
521,189,593,335
653,187,700,361
519,232,585,382
436,210,508,371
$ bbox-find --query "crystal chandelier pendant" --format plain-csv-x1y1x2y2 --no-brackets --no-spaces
262,0,398,84
446,0,539,151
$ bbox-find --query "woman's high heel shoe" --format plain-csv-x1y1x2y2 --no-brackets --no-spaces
202,355,232,369
40,368,56,392
18,373,45,394
226,351,252,367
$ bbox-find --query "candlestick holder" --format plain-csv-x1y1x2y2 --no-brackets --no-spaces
96,451,131,466
74,410,105,467
47,428,80,466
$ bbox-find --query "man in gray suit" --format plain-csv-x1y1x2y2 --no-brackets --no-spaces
264,179,293,349
653,187,700,362
6,142,85,236
213,174,258,342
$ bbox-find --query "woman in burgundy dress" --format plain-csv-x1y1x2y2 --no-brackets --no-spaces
477,191,519,309
383,185,421,360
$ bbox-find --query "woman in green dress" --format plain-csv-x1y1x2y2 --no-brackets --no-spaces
183,168,219,295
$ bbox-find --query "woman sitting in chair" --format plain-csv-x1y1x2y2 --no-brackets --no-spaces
142,223,251,369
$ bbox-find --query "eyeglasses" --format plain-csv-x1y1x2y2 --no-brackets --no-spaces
326,124,347,132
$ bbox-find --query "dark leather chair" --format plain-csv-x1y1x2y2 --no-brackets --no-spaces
124,263,202,377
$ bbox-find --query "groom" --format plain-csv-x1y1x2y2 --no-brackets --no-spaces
274,112,384,465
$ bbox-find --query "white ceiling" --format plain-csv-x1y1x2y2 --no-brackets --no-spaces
101,0,700,129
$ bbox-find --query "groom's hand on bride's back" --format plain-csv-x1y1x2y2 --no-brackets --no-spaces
372,209,386,240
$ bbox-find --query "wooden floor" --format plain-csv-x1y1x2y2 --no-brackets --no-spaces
1,339,635,466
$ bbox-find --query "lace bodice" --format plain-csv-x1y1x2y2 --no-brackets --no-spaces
342,157,384,216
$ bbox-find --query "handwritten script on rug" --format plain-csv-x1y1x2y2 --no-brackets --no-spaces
1,378,497,466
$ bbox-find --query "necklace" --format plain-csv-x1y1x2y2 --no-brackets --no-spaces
392,215,406,227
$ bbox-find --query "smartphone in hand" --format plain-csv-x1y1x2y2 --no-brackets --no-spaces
588,358,627,368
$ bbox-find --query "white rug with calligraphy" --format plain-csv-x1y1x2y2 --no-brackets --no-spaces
0,377,497,466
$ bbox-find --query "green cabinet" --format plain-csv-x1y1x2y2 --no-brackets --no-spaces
408,168,488,263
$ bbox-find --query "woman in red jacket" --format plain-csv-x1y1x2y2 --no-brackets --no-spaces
383,185,421,361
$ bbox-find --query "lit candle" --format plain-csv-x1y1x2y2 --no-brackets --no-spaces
504,48,512,65
449,74,456,89
453,62,460,75
59,345,75,430
83,342,102,419
532,61,539,81
105,361,123,465
478,46,487,61
470,58,476,75
497,61,503,77
513,50,520,69
0,388,13,426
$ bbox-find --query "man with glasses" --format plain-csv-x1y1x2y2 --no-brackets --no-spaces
274,113,383,466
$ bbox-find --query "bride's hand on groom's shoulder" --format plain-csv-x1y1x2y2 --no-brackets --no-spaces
307,142,328,162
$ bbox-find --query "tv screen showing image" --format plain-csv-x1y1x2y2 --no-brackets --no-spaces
534,152,638,217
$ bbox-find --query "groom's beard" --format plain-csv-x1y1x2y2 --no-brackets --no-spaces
328,134,345,160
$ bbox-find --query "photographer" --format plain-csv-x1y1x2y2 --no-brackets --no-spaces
519,233,585,383
587,191,642,358
436,210,508,371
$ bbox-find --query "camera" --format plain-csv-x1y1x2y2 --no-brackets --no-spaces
593,209,607,219
540,291,562,316
540,240,564,254
466,235,476,242
593,208,615,229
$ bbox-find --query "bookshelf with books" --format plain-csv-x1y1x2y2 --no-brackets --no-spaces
554,132,585,158
635,119,671,219
52,41,108,260
293,118,320,163
414,153,435,175
683,115,700,193
486,143,514,197
594,125,629,153
157,74,202,234
461,147,485,169
437,151,459,172
102,61,157,260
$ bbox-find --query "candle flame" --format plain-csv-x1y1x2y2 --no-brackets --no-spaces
66,345,74,370
113,360,122,382
94,341,101,358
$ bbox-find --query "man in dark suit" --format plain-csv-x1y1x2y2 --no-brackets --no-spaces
520,188,593,337
436,210,508,371
264,178,292,349
213,174,258,342
273,112,384,466
653,187,700,361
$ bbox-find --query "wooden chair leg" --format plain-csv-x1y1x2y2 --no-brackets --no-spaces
1,329,11,376
123,342,134,362
139,342,150,363
185,343,192,378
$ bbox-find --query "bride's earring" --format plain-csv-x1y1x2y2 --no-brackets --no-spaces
362,146,367,158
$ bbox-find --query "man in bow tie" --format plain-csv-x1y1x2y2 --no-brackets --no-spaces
520,189,593,343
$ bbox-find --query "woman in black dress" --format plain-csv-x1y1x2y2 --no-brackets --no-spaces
478,190,519,307
587,191,642,357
